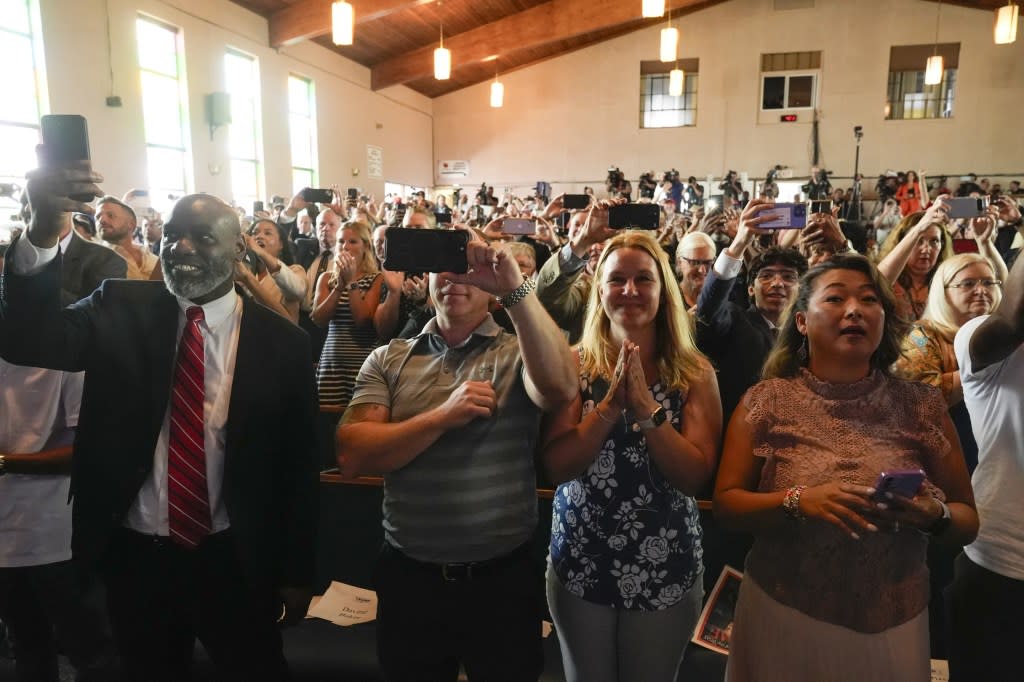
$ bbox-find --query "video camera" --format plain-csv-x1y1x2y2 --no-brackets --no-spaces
638,172,657,199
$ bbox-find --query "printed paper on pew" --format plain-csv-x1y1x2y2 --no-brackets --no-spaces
930,659,948,682
306,581,377,627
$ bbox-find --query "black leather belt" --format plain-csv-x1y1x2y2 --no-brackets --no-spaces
385,542,531,582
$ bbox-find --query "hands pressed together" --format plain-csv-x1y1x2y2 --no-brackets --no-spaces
597,340,659,422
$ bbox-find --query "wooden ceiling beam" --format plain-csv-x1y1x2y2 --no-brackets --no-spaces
269,0,432,48
371,0,705,91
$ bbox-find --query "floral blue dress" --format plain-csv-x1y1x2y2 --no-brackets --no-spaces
549,374,704,610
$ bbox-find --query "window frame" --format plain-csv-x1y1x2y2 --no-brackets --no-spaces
885,44,960,121
0,0,49,213
288,74,318,194
136,14,193,210
224,47,264,209
759,70,819,112
638,59,700,130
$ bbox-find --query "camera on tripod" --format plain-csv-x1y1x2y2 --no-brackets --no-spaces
638,172,657,199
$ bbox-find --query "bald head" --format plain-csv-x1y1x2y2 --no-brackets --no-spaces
160,194,244,303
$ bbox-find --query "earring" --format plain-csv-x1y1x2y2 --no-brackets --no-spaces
797,334,808,363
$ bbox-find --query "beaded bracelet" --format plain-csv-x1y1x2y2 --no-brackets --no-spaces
782,485,807,521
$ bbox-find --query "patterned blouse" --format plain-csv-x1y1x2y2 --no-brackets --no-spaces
743,370,949,633
549,374,703,611
893,320,960,406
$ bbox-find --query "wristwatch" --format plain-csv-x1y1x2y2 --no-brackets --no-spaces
637,406,667,432
924,499,952,536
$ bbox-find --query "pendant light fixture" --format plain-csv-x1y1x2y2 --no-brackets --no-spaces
669,65,684,97
331,1,354,46
642,0,665,18
490,76,504,108
434,2,451,80
659,2,677,63
925,0,943,86
994,2,1019,44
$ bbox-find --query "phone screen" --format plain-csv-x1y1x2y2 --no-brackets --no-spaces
563,194,590,210
608,203,660,230
809,200,833,215
502,218,535,235
383,228,469,274
759,203,807,230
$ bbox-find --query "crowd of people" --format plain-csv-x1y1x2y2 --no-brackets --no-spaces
0,158,1023,682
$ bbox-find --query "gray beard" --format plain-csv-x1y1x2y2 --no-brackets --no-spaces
162,256,234,301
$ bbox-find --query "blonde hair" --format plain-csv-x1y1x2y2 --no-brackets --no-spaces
921,253,1002,341
504,241,536,269
577,231,704,393
876,211,954,287
329,220,378,289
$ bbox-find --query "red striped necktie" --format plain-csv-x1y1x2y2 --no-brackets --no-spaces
168,306,212,549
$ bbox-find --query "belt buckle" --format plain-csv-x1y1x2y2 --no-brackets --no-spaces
442,562,472,582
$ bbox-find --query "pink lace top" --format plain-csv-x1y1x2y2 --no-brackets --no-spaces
743,369,950,633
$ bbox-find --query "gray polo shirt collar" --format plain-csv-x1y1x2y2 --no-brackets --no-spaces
418,314,502,349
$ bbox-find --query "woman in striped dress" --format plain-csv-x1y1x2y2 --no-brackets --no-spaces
312,221,391,407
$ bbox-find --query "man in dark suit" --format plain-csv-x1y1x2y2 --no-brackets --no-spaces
696,199,808,424
1,164,318,681
45,208,128,303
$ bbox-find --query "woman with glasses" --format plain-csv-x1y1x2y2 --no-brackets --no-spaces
895,252,1002,474
543,230,722,681
715,255,978,682
878,197,1006,322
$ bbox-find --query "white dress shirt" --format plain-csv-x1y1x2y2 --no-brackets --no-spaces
11,237,242,536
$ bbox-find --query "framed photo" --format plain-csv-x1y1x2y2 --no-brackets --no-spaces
691,565,743,655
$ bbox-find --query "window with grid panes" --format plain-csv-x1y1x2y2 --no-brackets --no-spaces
288,75,317,194
760,52,820,111
639,59,699,129
224,49,263,210
885,44,959,120
136,15,192,212
0,0,48,220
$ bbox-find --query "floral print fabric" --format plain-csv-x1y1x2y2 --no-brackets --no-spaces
549,375,703,610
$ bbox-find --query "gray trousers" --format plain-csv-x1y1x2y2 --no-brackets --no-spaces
546,564,704,682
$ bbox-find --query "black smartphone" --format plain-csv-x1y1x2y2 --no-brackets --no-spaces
40,114,93,202
809,199,833,215
563,194,590,210
252,200,265,215
301,187,333,204
383,228,470,274
346,188,359,201
608,203,660,230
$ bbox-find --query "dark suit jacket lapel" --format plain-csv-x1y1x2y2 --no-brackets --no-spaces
226,295,259,465
147,289,181,439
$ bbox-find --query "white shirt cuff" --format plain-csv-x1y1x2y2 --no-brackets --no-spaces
10,236,59,276
713,250,743,279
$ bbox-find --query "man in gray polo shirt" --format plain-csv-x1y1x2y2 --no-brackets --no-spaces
338,239,576,681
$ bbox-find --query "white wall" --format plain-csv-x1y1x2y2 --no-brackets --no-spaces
432,0,1024,192
38,0,434,206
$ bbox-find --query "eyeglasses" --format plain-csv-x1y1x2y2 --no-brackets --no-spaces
681,257,714,269
946,279,1002,291
755,269,800,284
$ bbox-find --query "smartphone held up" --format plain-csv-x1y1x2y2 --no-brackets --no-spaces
39,114,94,203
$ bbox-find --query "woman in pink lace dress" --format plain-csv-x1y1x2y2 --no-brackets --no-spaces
714,254,978,682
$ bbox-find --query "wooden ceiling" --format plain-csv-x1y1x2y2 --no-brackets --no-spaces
228,0,1011,98
227,0,729,97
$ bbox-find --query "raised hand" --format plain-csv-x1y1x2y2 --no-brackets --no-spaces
24,163,103,248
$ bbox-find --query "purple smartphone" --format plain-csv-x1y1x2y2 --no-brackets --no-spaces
872,469,925,500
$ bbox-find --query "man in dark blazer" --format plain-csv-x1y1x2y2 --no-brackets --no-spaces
695,200,808,424
59,214,127,304
1,165,319,681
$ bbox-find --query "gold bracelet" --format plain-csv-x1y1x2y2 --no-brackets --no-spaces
595,406,618,425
